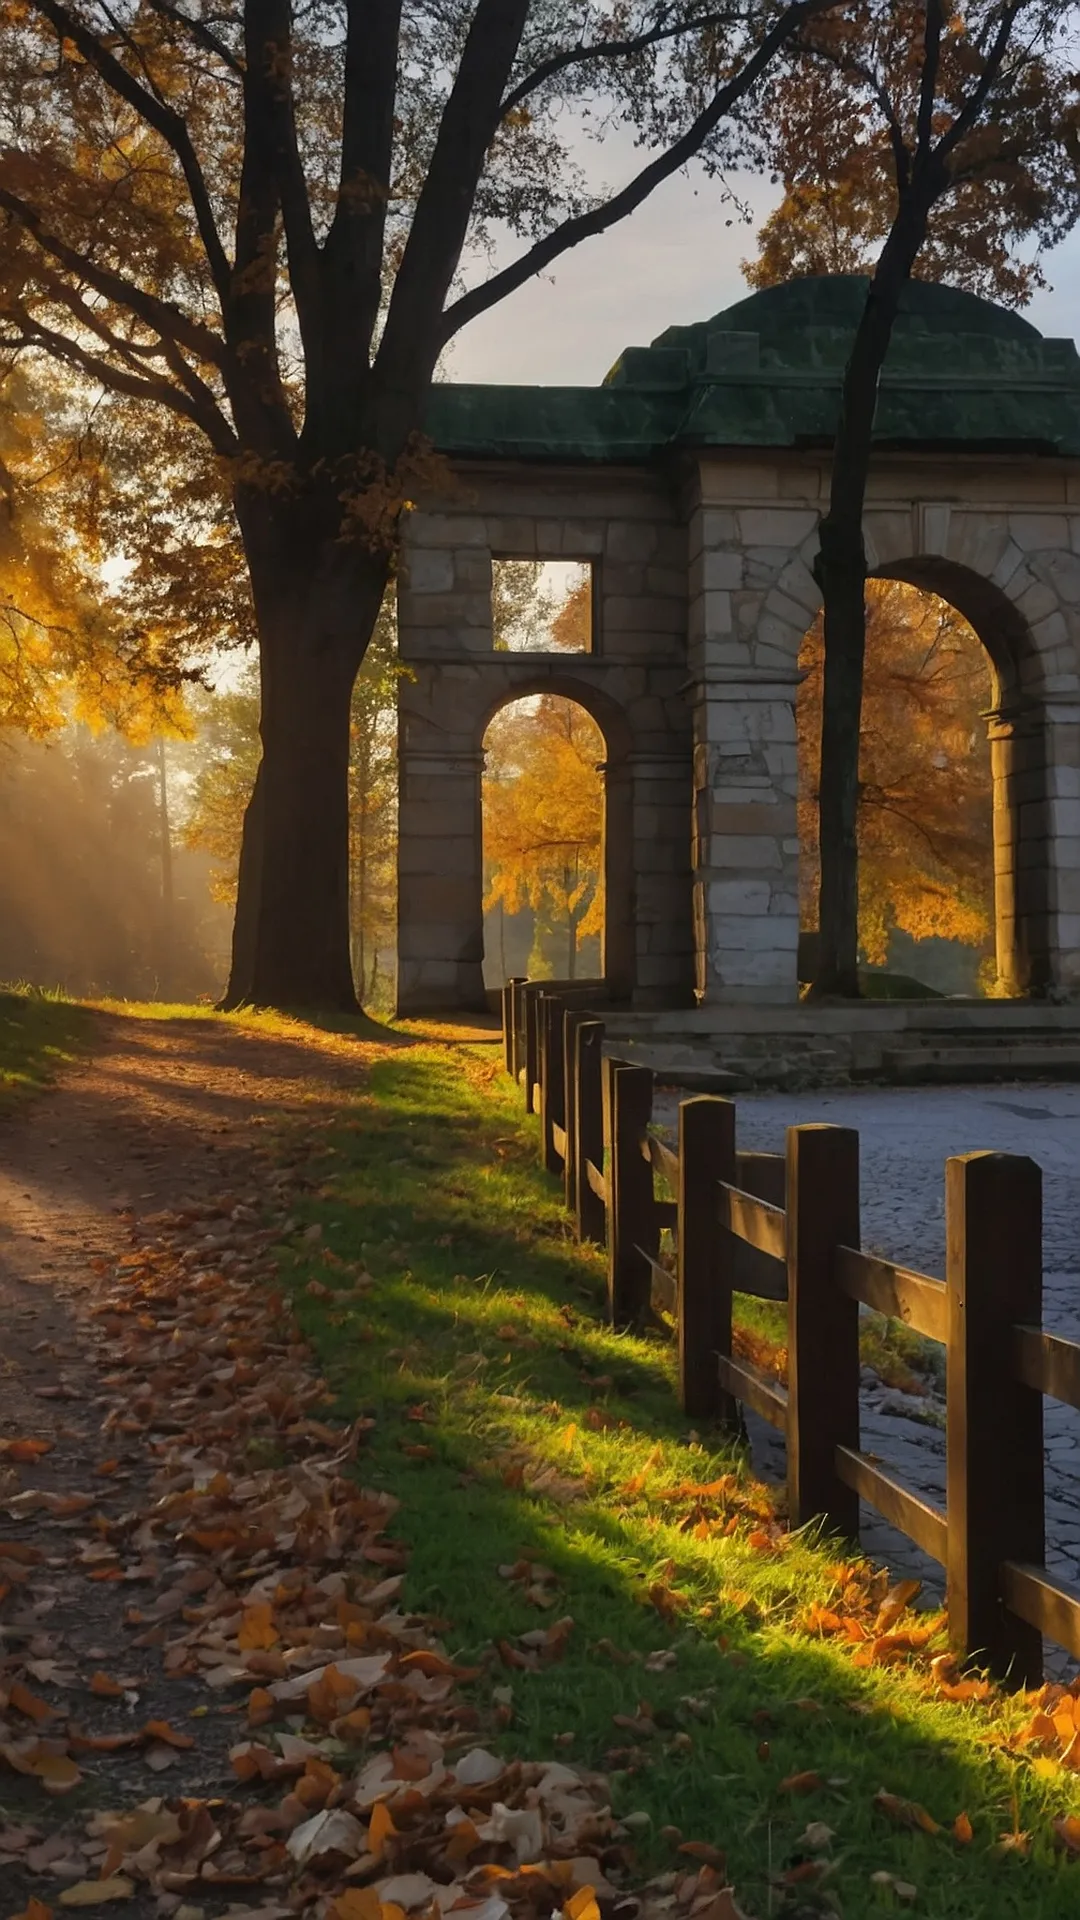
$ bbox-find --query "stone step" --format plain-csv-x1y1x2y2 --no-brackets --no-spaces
883,1043,1080,1083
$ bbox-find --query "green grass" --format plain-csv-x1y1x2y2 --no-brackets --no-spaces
0,985,93,1111
268,1039,1080,1920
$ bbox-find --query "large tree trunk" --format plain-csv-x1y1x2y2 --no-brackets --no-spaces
811,196,936,997
224,508,388,1010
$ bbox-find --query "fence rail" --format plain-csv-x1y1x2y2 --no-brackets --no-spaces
500,979,1080,1686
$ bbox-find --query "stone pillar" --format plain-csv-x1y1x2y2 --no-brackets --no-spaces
397,744,486,1013
686,488,817,1005
690,669,801,1002
627,751,695,1005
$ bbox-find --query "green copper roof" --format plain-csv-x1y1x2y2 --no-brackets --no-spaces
424,273,1080,462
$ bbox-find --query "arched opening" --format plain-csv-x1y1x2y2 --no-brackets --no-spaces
481,693,608,988
797,578,1001,996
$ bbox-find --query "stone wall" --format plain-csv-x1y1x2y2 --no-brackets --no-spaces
396,447,1080,1014
396,464,694,1013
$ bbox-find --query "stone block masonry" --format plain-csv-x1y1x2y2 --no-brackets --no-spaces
396,274,1080,1014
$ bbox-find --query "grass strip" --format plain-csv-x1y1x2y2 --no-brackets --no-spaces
267,1032,1080,1919
0,985,94,1113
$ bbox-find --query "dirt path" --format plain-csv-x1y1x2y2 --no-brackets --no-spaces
0,1014,365,1910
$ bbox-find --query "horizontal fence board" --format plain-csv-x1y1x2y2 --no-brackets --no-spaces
551,1121,567,1162
640,1132,681,1191
640,1249,677,1316
718,1182,787,1263
717,1353,788,1431
835,1445,948,1566
585,1158,608,1205
1014,1324,1080,1412
835,1245,948,1344
736,1149,786,1207
1001,1561,1080,1662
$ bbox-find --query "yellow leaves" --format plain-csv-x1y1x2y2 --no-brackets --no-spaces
483,690,604,953
329,1893,383,1920
873,1579,923,1635
622,1442,665,1498
368,1799,397,1860
564,1888,599,1920
237,1602,279,1650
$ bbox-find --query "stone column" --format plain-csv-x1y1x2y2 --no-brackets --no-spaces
396,744,486,1013
690,668,801,1002
627,751,695,1005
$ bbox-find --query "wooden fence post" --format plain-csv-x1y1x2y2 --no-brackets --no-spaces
786,1124,861,1536
523,986,541,1115
562,1008,591,1212
605,1060,656,1329
501,982,514,1076
506,976,526,1084
678,1096,738,1425
946,1150,1044,1685
574,1021,606,1244
539,995,566,1176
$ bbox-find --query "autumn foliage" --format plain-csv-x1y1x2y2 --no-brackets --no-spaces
798,581,994,969
484,696,605,981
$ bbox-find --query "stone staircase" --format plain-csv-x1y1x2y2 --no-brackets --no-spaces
599,1001,1080,1090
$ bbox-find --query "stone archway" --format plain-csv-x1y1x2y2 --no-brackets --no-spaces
752,509,1080,1000
478,675,636,1003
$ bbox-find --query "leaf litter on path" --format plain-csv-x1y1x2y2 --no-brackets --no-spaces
0,1049,752,1920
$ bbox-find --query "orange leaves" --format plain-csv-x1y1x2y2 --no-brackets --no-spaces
873,1790,941,1836
7,1681,56,1723
0,1437,53,1461
953,1812,974,1845
368,1799,398,1860
873,1579,923,1636
237,1602,278,1650
779,1771,824,1795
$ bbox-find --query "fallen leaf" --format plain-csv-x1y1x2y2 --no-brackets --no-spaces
953,1812,973,1845
238,1603,278,1651
369,1800,398,1860
1054,1815,1080,1855
780,1772,823,1794
874,1790,940,1835
58,1883,134,1908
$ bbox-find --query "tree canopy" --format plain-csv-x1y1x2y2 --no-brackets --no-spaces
0,0,836,1008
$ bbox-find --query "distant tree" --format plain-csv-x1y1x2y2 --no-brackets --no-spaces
0,0,832,1011
745,0,1080,995
484,696,604,980
798,580,993,969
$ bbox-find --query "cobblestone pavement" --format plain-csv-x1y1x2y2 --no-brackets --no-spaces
654,1080,1080,1675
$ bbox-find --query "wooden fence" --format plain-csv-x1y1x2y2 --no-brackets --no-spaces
501,978,1080,1686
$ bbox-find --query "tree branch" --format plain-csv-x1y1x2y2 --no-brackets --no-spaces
322,0,403,377
935,1,1027,164
500,7,735,116
29,0,233,312
143,0,243,77
11,308,238,453
441,0,831,344
0,183,227,368
377,0,532,391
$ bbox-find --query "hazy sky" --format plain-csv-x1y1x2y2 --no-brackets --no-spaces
447,156,1080,389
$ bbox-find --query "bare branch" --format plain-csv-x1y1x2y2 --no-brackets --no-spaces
501,7,735,116
442,0,831,344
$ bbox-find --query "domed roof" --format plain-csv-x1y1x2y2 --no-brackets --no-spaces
425,272,1080,462
652,272,1042,363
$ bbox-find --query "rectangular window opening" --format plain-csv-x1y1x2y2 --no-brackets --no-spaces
491,558,593,653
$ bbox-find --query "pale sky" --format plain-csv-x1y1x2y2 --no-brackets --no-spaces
447,157,1080,389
